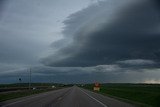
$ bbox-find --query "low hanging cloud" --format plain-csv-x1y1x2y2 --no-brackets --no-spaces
116,59,158,69
1,65,160,83
117,59,155,65
41,0,160,67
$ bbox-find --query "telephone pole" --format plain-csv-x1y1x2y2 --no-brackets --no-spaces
29,68,31,90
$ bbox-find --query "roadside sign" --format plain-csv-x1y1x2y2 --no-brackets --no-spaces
93,82,100,91
93,87,100,91
95,82,100,87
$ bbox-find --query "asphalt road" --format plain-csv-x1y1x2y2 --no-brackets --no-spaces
1,86,135,107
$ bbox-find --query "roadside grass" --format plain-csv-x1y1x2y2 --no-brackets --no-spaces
0,89,57,102
0,83,73,102
82,83,160,107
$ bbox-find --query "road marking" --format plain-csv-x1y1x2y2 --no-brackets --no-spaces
80,89,108,107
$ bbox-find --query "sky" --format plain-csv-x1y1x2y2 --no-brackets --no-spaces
0,0,160,84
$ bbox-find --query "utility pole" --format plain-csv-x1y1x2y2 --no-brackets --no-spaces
29,68,31,90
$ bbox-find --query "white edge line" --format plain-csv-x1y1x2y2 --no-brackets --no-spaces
80,88,108,107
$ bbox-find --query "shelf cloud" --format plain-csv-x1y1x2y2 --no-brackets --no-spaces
1,0,160,83
42,0,160,68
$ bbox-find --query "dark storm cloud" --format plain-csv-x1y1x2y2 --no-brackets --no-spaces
42,0,160,67
1,0,160,84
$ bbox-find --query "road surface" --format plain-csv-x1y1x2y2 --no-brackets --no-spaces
1,86,135,107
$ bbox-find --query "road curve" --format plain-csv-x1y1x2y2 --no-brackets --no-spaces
1,86,135,107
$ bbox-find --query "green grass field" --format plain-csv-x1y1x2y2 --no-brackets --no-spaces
82,83,160,107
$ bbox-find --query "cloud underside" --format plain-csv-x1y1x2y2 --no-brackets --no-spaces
1,65,160,83
41,0,160,68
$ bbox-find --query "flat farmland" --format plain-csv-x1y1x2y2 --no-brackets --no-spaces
82,83,160,107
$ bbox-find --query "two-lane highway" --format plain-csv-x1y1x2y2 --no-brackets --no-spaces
1,86,135,107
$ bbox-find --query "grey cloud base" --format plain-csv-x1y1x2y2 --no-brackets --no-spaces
42,0,160,67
